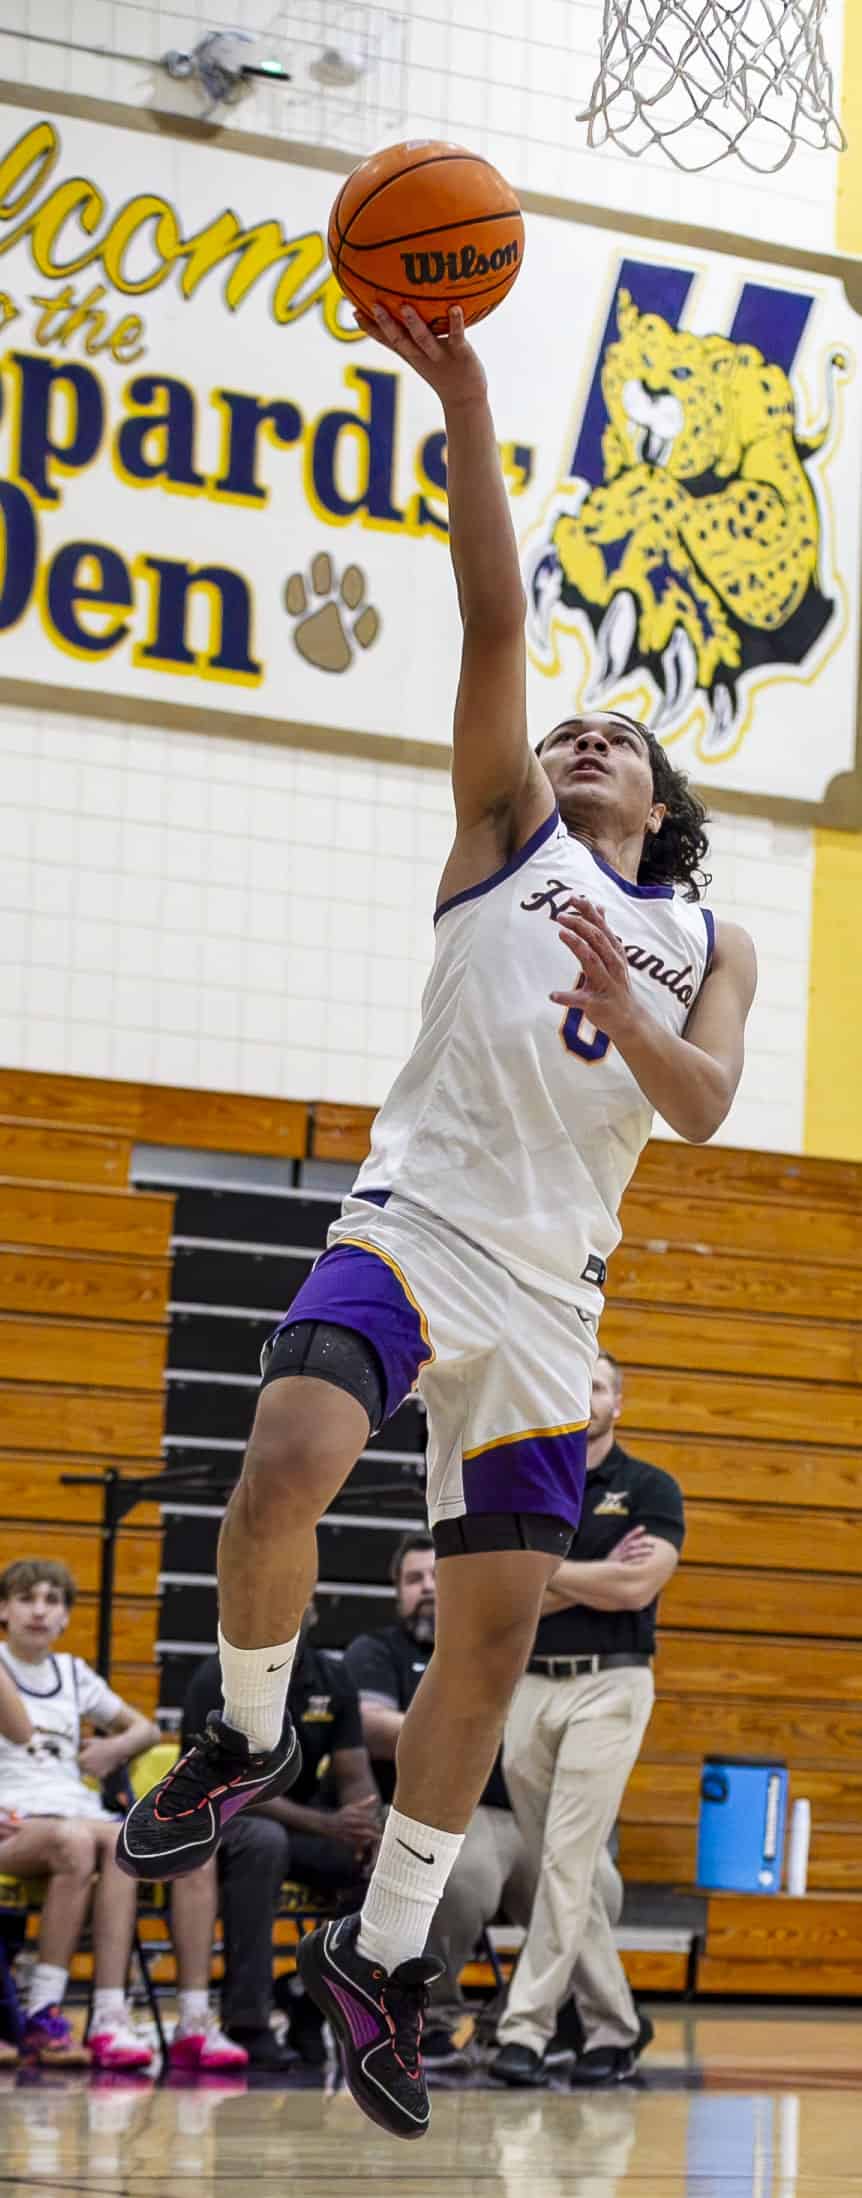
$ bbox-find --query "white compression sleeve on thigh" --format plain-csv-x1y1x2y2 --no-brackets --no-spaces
218,1625,299,1754
357,1807,465,1973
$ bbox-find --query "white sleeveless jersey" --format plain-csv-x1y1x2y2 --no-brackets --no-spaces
352,809,714,1306
0,1646,123,1820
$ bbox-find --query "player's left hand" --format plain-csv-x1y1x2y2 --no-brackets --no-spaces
614,1528,656,1564
78,1736,122,1778
550,897,639,1042
352,303,487,412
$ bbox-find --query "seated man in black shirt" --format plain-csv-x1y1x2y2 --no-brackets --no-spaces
491,1350,685,2088
171,1604,381,2067
343,1533,533,2067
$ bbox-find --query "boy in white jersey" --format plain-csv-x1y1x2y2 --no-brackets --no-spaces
120,304,756,2138
0,1559,158,2068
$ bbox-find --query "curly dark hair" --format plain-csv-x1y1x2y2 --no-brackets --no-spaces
537,716,711,902
637,726,711,901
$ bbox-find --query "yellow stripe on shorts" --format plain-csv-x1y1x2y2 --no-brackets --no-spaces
463,1418,587,1461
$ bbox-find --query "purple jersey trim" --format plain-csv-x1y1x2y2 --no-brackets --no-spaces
702,906,716,974
463,1427,588,1531
270,1241,430,1421
434,807,560,925
589,849,674,900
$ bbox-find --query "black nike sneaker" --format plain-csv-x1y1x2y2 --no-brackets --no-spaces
116,1711,301,1881
297,1913,438,2140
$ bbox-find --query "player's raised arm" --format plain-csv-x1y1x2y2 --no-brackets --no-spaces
353,304,551,846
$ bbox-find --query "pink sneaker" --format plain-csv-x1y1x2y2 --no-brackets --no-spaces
168,2021,249,2074
88,2018,154,2072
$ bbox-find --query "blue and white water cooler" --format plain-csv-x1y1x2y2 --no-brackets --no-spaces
696,1757,788,1893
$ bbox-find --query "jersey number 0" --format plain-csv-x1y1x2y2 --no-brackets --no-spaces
562,1006,611,1062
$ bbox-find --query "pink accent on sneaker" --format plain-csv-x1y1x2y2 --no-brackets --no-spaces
88,2027,154,2073
168,2027,249,2073
328,1978,384,2051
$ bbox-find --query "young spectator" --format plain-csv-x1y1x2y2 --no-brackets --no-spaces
169,1603,381,2070
0,1559,159,2069
343,1534,534,2066
0,1659,32,1747
0,1659,31,2062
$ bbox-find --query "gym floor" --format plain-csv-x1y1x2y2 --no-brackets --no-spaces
1,2004,860,2196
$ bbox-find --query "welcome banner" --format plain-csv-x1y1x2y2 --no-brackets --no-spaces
0,108,858,802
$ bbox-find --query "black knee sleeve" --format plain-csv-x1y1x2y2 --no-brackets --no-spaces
259,1320,386,1433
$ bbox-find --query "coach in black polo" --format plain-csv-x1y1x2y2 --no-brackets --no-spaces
492,1348,685,2088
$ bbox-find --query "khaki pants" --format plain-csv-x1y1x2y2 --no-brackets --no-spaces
427,1802,534,2027
498,1664,655,2055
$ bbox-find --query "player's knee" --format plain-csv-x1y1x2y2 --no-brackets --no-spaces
236,1395,351,1532
51,1820,98,1877
464,1607,540,1705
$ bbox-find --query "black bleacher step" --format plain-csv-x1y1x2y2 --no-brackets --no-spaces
174,1186,339,1249
370,1400,426,1455
158,1581,393,1672
165,1378,256,1443
168,1309,273,1377
165,1378,427,1453
159,1443,425,1510
340,1452,426,1504
317,1516,425,1586
162,1509,429,1583
172,1243,313,1312
158,1651,212,1714
159,1580,219,1643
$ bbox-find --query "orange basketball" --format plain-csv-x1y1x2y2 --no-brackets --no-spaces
328,140,524,333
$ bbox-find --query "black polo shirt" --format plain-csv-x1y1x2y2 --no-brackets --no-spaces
181,1643,364,1808
343,1623,510,1811
534,1440,685,1659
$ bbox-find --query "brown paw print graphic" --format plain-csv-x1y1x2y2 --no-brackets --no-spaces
285,554,381,673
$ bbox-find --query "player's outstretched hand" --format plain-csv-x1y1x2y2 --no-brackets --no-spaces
353,302,487,411
551,897,639,1044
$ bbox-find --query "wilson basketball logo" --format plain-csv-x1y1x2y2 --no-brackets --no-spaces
400,239,521,288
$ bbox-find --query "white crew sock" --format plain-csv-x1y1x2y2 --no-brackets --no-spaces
178,1990,209,2033
218,1624,299,1754
357,1806,465,1973
90,1990,126,2033
28,1963,68,2015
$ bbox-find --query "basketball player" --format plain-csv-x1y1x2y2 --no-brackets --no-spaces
119,304,756,2139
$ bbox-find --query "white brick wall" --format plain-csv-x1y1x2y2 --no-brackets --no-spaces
0,700,813,1149
0,1,828,1149
0,0,845,251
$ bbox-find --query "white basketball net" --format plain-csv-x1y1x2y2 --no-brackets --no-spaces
579,0,846,171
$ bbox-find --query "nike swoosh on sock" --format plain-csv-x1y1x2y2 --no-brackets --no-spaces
396,1838,435,1864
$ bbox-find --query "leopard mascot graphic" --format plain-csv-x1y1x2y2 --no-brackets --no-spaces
527,289,841,750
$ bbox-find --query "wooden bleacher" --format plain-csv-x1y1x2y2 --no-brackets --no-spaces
1,1070,861,1995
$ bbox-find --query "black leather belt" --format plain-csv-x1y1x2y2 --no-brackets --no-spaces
527,1652,652,1679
